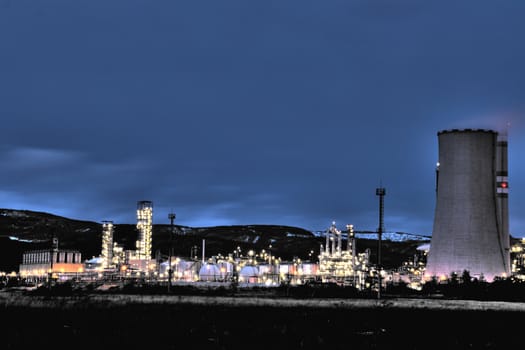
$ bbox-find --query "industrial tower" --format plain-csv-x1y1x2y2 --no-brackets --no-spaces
101,220,114,269
136,200,153,260
425,129,510,282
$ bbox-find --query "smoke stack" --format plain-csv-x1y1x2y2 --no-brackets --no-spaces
202,239,205,263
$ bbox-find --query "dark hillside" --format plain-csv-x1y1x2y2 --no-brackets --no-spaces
0,208,430,272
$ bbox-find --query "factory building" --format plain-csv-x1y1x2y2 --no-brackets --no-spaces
19,249,83,279
93,201,156,273
318,222,370,288
425,129,510,282
92,201,156,274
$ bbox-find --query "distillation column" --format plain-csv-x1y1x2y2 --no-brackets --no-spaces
101,220,114,269
136,200,153,260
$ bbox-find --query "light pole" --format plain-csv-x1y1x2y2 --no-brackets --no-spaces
376,187,386,299
48,232,58,289
168,212,176,293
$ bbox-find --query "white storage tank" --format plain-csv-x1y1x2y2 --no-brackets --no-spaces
199,263,221,282
238,265,259,283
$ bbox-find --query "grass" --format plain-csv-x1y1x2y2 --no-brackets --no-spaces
1,290,525,349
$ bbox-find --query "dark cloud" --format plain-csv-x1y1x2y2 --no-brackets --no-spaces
1,1,525,236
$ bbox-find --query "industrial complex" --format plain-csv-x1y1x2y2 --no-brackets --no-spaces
17,200,422,291
13,128,525,291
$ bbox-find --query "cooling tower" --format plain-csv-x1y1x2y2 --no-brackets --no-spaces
425,129,510,282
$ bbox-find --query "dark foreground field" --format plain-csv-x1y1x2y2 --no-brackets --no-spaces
1,292,524,350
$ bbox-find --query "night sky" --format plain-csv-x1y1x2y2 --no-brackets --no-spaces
1,1,524,237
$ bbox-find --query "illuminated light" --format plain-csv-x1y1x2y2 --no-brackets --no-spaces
501,182,508,188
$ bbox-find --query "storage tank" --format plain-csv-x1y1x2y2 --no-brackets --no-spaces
425,129,510,282
199,263,221,282
239,265,259,283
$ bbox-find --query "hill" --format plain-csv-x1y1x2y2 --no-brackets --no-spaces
0,208,429,272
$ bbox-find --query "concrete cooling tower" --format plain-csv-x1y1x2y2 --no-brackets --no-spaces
425,129,510,282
